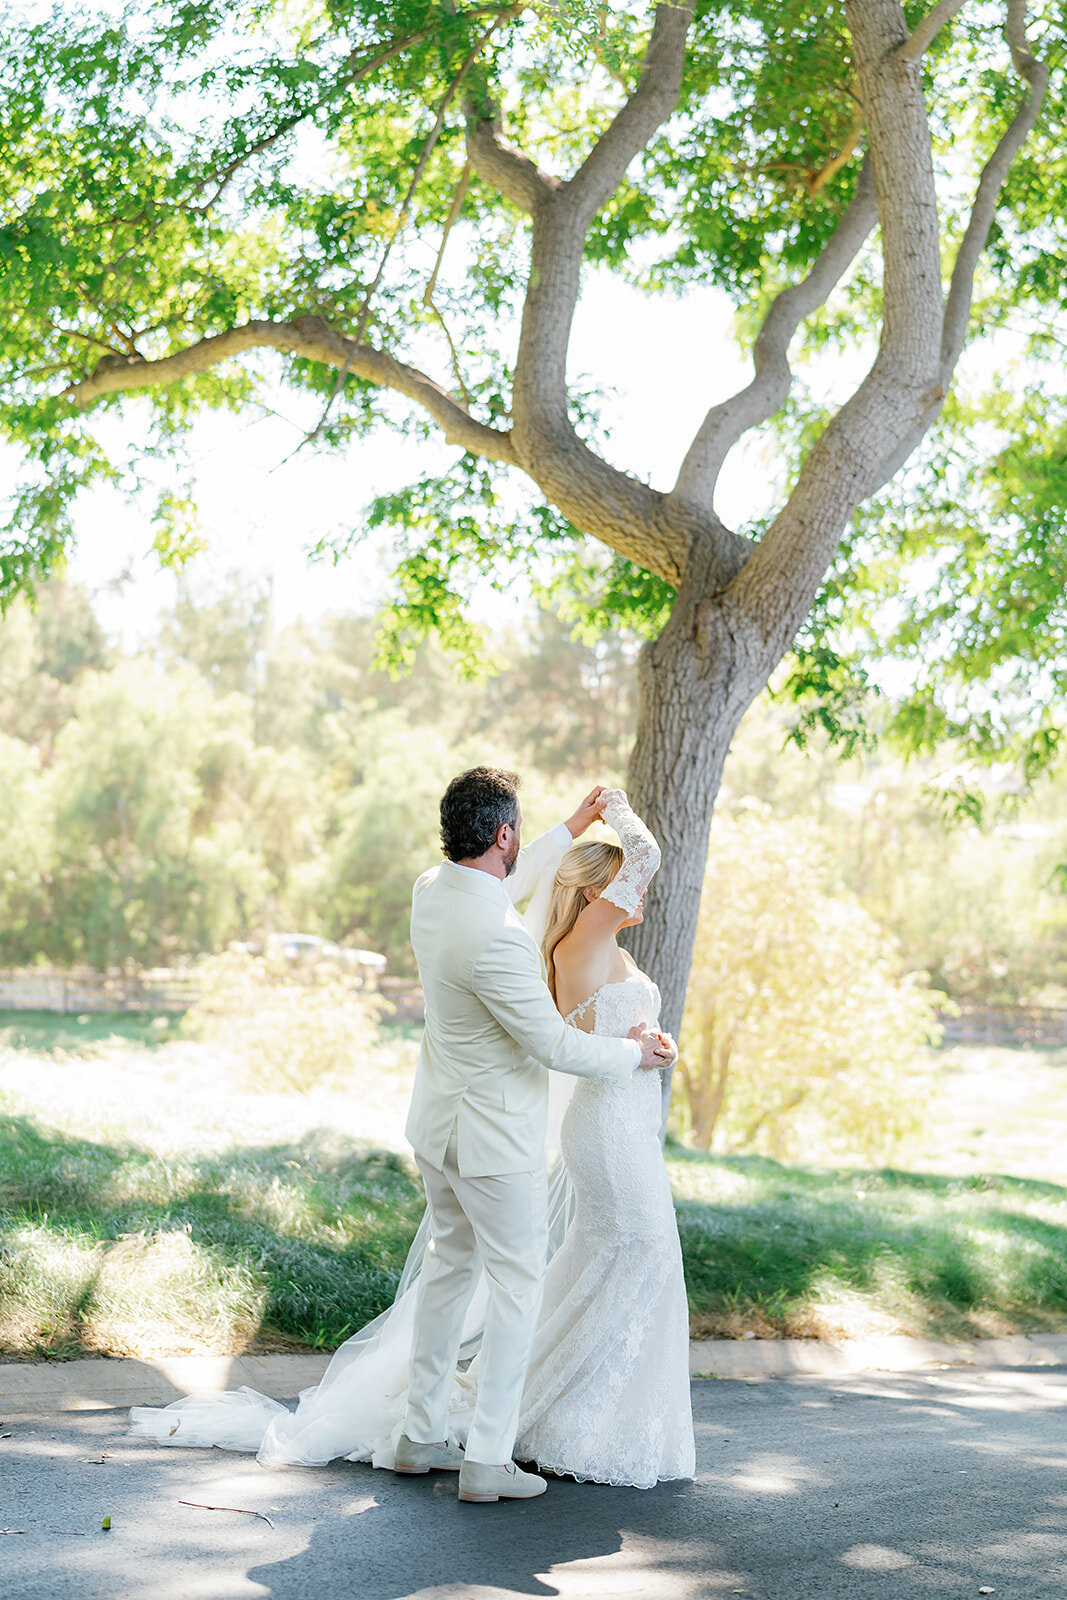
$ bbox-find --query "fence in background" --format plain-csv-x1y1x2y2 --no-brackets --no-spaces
0,968,1064,1045
0,965,406,1019
937,1004,1067,1049
377,977,425,1024
0,967,200,1015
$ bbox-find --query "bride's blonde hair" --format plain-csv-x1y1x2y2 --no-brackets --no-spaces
542,840,624,1004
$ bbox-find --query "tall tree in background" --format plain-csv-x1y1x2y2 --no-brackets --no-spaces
1,2,1064,1099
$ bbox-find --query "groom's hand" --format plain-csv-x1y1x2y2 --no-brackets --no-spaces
564,785,608,839
629,1023,674,1070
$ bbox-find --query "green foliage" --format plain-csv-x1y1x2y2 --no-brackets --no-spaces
778,381,1067,780
0,0,1063,744
311,454,587,676
43,662,293,966
537,547,675,643
152,490,207,570
302,708,458,957
0,576,636,970
0,569,110,753
158,575,271,694
0,735,52,961
3,573,1066,999
718,701,1067,1008
681,804,941,1159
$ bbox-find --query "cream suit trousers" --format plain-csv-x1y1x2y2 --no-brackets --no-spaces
403,1133,548,1465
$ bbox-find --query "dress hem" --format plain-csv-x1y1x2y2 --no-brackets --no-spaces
522,1455,693,1491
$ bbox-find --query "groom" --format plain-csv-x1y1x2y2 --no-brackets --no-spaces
395,766,669,1503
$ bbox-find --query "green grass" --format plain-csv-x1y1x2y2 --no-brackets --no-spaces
0,1113,424,1358
669,1148,1067,1342
0,1010,184,1055
1,1110,1064,1358
1,1028,1066,1357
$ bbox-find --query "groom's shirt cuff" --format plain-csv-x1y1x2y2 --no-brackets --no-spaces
551,821,574,848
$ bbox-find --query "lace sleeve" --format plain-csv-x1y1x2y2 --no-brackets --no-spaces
598,790,661,916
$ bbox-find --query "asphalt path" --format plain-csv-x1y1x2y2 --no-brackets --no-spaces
2,1368,1065,1600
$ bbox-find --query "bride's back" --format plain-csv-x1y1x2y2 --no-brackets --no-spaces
552,926,638,1031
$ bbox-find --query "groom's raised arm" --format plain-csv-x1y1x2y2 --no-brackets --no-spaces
471,926,639,1088
505,823,572,909
506,785,609,909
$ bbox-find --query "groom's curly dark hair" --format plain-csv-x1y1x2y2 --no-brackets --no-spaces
440,766,520,862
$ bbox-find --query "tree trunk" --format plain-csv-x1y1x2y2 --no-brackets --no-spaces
680,1051,730,1151
624,548,769,1135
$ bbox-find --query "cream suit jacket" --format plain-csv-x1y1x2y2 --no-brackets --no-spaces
405,825,641,1177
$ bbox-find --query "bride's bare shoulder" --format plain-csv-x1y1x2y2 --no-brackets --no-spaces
552,931,611,1021
550,921,617,1004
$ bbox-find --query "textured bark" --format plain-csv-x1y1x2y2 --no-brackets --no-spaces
69,317,519,465
624,537,764,1131
472,0,699,584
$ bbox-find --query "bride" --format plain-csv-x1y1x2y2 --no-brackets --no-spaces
130,789,694,1489
508,789,694,1485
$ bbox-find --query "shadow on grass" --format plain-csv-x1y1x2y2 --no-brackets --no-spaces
0,1112,425,1357
4,1111,1067,1358
667,1149,1067,1340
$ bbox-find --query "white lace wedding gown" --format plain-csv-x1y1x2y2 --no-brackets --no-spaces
509,968,695,1487
130,793,694,1489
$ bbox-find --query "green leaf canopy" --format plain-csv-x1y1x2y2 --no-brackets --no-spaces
0,0,1064,752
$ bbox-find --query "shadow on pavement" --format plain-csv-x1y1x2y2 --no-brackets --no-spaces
4,1372,1067,1600
248,1467,724,1599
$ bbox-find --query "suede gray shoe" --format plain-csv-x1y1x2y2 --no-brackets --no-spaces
458,1460,547,1503
393,1433,465,1474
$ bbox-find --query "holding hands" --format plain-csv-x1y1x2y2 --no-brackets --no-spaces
563,785,608,838
562,782,674,1076
653,1031,678,1066
629,1024,675,1071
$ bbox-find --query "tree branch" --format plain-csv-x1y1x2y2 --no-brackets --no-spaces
97,20,444,278
188,21,444,216
293,22,501,458
459,3,699,585
805,89,864,196
672,155,877,516
508,3,692,554
1005,0,1041,74
424,163,473,304
564,0,694,223
725,0,946,658
900,0,971,61
65,319,517,465
358,28,495,341
98,6,518,276
940,11,1049,379
50,324,127,358
726,0,1050,667
592,7,631,92
424,296,472,404
465,111,559,212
